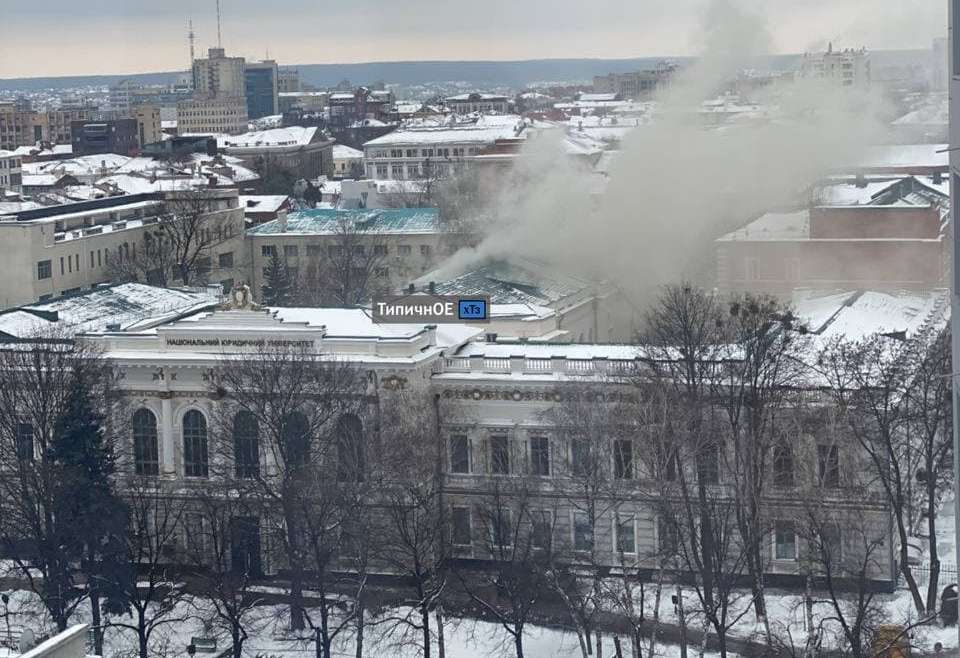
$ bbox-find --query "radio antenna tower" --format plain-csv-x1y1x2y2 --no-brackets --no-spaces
216,0,223,48
188,20,196,65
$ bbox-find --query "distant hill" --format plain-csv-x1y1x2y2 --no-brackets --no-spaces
0,51,929,92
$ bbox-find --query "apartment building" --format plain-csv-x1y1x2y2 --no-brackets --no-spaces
177,96,249,136
0,189,245,308
0,150,23,195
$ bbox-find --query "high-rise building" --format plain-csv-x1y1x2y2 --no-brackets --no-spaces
177,96,249,135
192,47,246,98
244,60,279,119
278,68,301,93
799,43,871,88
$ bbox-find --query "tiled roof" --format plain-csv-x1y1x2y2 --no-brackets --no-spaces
248,207,440,235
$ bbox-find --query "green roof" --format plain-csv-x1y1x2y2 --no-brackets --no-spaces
248,207,440,236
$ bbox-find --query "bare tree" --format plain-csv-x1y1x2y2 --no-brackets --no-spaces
183,487,267,658
455,480,552,658
300,218,389,306
905,328,952,612
374,385,449,658
818,333,926,614
208,344,368,633
0,337,113,631
110,477,190,658
109,189,239,287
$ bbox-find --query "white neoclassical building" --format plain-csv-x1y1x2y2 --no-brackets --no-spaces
75,301,897,588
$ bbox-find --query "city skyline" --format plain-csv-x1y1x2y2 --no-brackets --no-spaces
0,0,947,79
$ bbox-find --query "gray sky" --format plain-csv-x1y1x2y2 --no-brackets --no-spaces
0,0,947,78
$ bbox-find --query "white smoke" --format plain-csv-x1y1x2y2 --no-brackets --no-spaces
438,0,889,308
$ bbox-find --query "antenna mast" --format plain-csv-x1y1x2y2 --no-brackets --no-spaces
216,0,222,48
188,20,196,65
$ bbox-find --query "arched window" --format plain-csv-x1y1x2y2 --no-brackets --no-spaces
233,410,260,479
132,408,159,476
183,410,209,477
283,412,311,469
336,414,364,482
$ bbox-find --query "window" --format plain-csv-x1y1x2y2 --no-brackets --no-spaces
490,434,510,475
450,435,470,474
336,414,364,482
398,244,412,256
284,245,299,258
696,442,719,484
817,444,840,487
420,244,432,257
374,245,388,256
616,514,637,555
183,410,209,477
218,252,234,268
89,251,94,268
531,511,553,550
37,260,51,280
658,518,679,556
614,439,634,479
15,422,33,462
233,411,260,479
491,508,512,548
374,267,389,278
306,244,322,257
284,412,312,470
60,257,65,276
773,445,794,487
571,439,589,477
261,245,276,258
573,512,594,552
774,520,797,560
328,245,343,257
451,507,472,546
132,409,159,476
818,522,842,562
530,436,550,476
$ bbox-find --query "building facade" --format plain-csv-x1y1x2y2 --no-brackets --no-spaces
192,48,246,98
0,150,23,195
65,305,896,589
244,60,280,120
246,207,444,299
443,93,511,114
70,119,139,156
592,63,676,99
799,44,871,88
219,126,334,179
177,96,249,136
0,190,245,309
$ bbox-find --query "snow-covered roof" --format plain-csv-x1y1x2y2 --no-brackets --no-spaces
23,154,130,178
719,210,810,242
332,144,364,159
854,144,948,172
0,283,221,339
248,207,440,236
793,289,949,343
445,93,510,102
364,115,524,147
239,195,289,214
218,126,320,149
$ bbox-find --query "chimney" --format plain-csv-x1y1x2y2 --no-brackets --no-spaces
407,283,415,294
486,332,498,343
428,281,436,294
277,210,288,232
933,171,943,185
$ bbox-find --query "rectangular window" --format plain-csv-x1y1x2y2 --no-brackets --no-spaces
218,252,234,268
571,439,589,477
491,509,513,548
490,434,510,475
306,245,322,257
658,518,679,556
420,244,432,257
60,257,64,276
451,507,472,546
819,522,842,562
530,436,550,476
697,442,720,484
97,250,102,267
773,445,794,487
531,511,553,550
37,260,51,280
261,245,276,258
774,520,797,560
450,435,469,474
374,245,388,256
614,439,634,479
284,245,299,258
616,515,637,555
818,445,840,488
573,512,594,552
89,251,94,268
15,422,33,462
398,244,412,256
